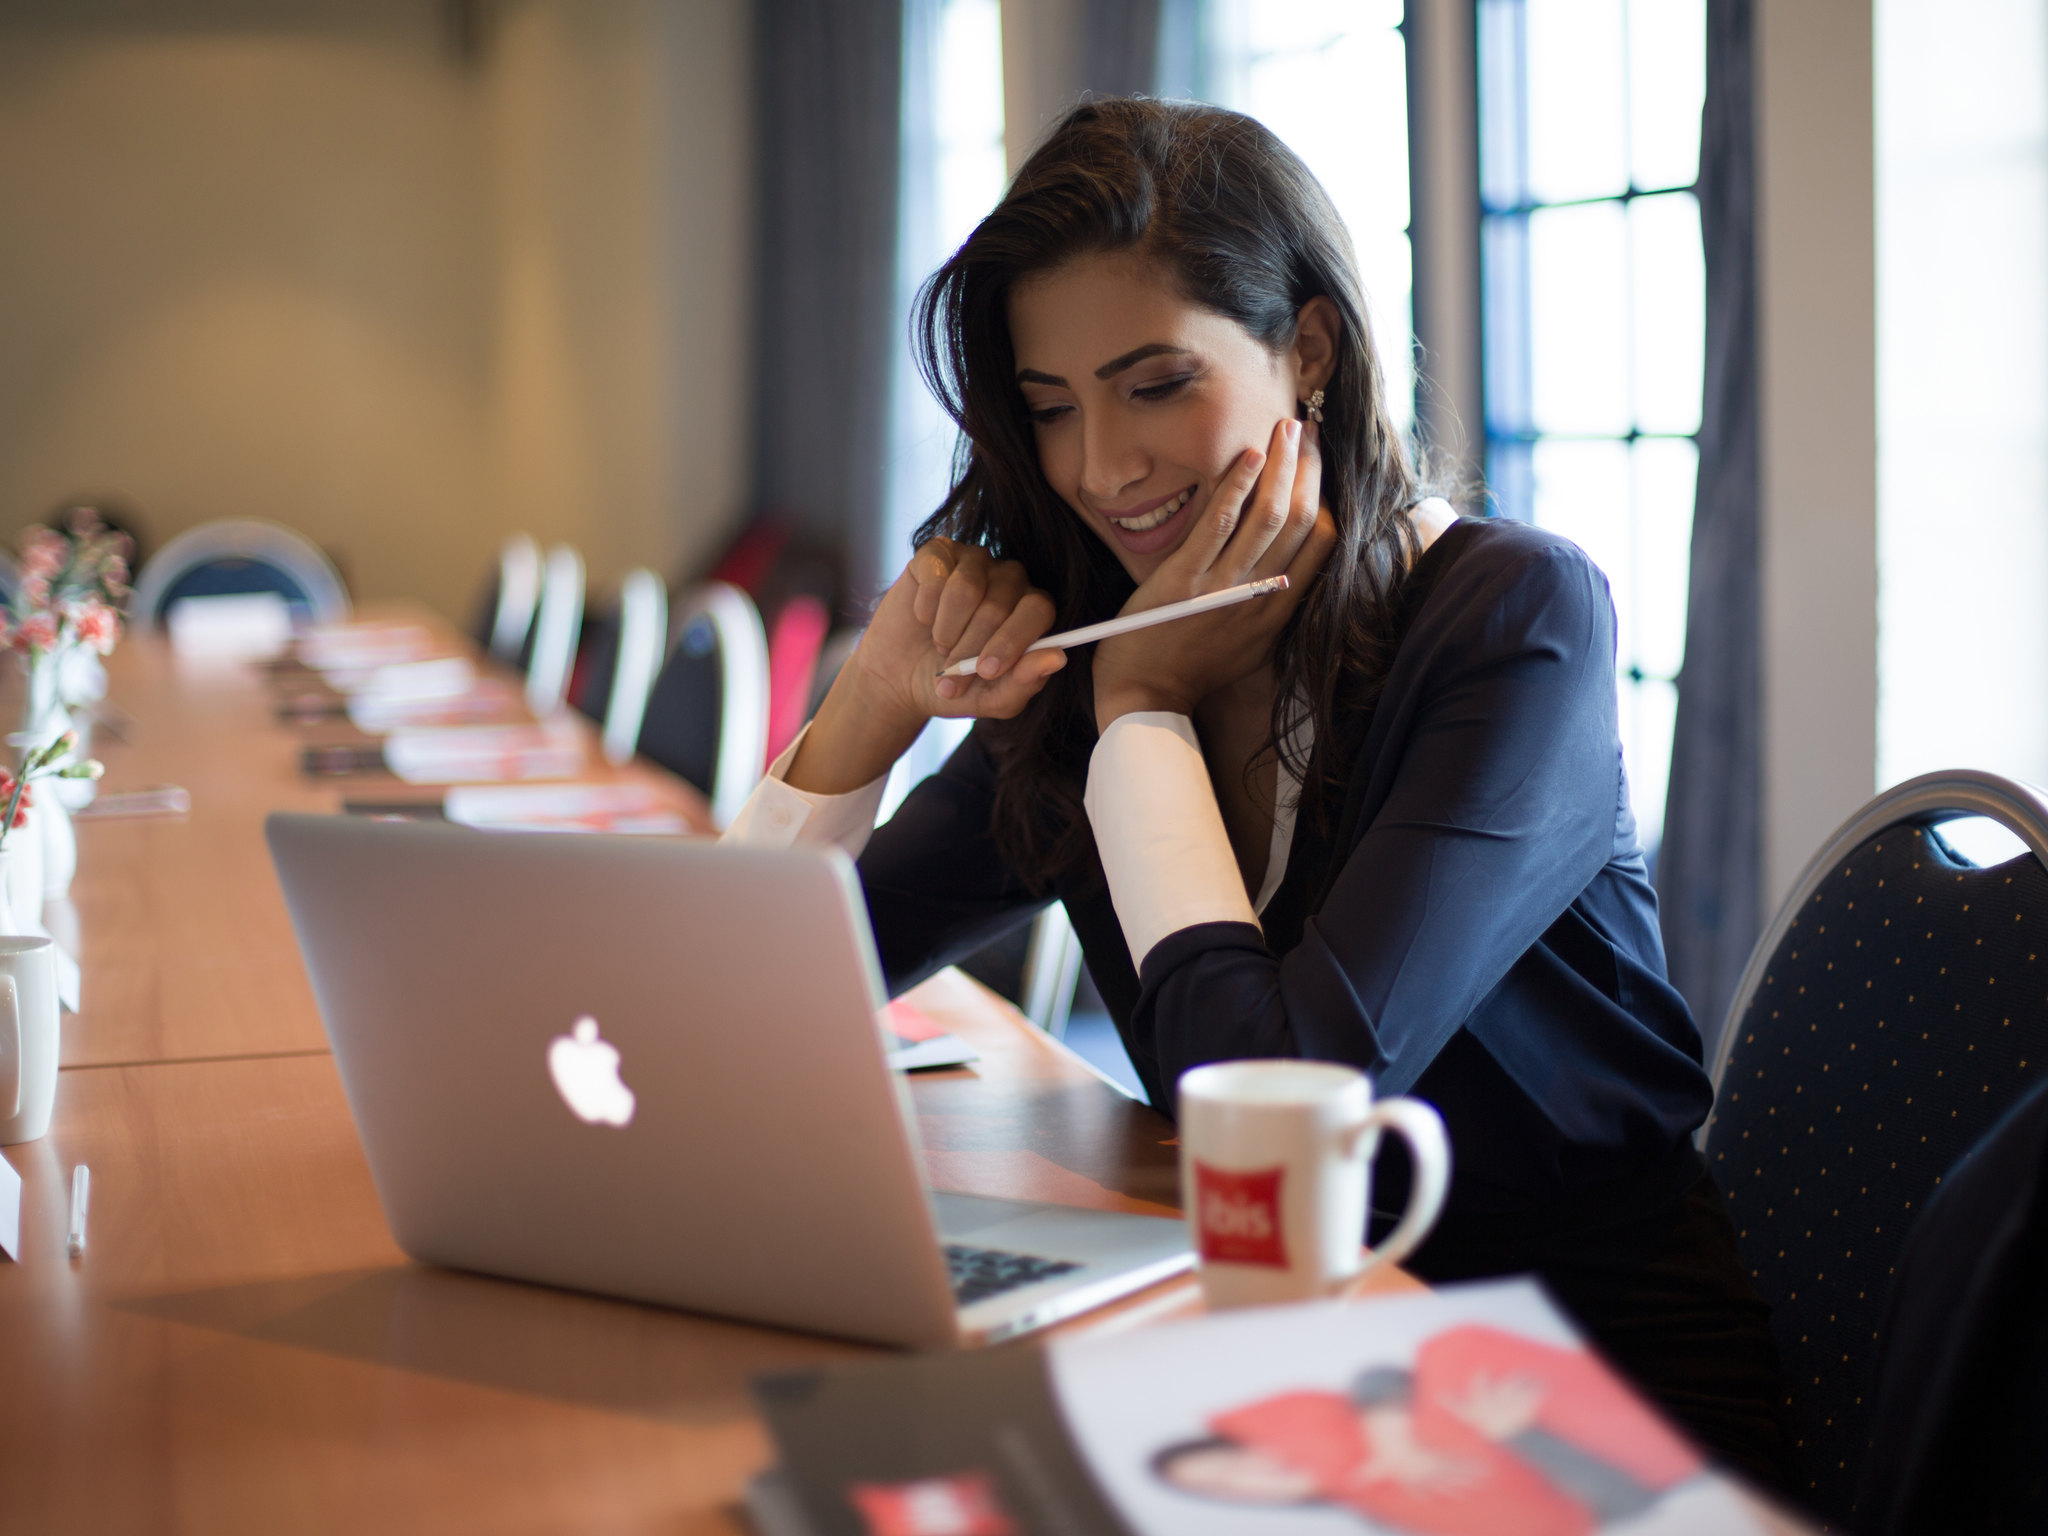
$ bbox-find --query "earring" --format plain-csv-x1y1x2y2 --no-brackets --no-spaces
1304,388,1325,425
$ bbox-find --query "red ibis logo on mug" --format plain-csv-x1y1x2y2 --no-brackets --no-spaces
1193,1162,1288,1268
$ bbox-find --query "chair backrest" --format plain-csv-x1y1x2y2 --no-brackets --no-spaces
523,545,584,716
130,519,349,627
635,583,768,828
1857,1075,2048,1535
763,594,831,769
483,534,541,664
1703,768,2048,1521
599,570,667,767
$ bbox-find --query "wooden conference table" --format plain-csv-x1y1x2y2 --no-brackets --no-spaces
0,619,1383,1534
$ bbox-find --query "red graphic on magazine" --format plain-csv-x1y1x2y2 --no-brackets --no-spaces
847,1471,1016,1536
1192,1162,1288,1268
883,999,946,1044
1152,1325,1705,1535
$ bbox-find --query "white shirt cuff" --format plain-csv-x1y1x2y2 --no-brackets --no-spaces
718,723,889,857
1084,712,1260,972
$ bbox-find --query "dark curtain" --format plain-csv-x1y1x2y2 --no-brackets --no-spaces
1081,0,1162,96
749,0,904,603
1655,0,1759,1066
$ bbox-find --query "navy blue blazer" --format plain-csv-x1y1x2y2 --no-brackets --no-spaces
857,518,1712,1224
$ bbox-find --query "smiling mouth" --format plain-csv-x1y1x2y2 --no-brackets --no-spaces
1105,486,1194,533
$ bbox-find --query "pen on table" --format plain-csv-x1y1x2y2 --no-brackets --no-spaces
67,1164,89,1259
937,574,1289,679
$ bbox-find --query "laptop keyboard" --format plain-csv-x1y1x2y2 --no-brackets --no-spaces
943,1244,1082,1307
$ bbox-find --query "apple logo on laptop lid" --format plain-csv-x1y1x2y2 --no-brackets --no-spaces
547,1016,636,1127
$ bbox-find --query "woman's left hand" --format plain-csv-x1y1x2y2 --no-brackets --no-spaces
1091,415,1337,731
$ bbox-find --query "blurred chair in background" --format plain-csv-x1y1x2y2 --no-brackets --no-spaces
522,545,583,716
762,593,830,768
636,582,769,828
472,533,541,665
129,519,349,627
1703,769,2048,1523
568,568,668,768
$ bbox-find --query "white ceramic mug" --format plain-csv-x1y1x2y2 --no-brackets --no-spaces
1178,1059,1451,1309
0,937,60,1144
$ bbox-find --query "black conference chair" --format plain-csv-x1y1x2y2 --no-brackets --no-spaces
129,519,349,626
568,569,668,767
470,533,541,665
634,582,768,827
1856,1074,2048,1534
1702,768,2048,1523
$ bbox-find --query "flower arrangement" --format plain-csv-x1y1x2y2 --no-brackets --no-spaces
2,508,131,661
0,733,101,852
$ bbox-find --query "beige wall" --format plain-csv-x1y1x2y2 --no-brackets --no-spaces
1756,0,1879,908
0,0,753,624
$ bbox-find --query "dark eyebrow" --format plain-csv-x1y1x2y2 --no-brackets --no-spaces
1014,343,1192,390
1094,342,1190,380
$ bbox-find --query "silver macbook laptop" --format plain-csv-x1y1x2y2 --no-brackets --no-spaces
266,813,1191,1348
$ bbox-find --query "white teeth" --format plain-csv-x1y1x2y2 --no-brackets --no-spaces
1111,488,1191,533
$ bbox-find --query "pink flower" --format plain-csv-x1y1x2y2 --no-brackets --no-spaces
19,528,65,582
72,601,118,654
17,573,49,613
14,613,60,653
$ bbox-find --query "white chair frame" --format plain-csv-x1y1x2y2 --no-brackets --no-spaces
130,519,350,627
666,582,769,829
487,533,542,664
600,568,668,767
1020,903,1086,1040
524,545,585,717
1704,767,2048,1143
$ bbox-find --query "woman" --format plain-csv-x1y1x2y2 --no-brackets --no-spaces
725,99,1790,1486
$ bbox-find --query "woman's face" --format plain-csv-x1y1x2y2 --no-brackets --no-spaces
1008,254,1327,584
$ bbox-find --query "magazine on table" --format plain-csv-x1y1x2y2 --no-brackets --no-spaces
881,999,977,1073
749,1279,1802,1536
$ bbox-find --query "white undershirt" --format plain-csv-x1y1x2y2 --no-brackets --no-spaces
721,497,1459,972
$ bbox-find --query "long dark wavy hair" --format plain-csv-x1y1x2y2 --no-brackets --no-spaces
912,98,1424,890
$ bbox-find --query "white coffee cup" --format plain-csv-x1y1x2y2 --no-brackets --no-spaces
0,937,60,1144
1178,1059,1450,1309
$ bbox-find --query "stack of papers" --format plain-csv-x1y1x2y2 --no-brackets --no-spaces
347,674,518,733
443,782,691,835
296,621,440,673
169,594,294,660
383,721,585,785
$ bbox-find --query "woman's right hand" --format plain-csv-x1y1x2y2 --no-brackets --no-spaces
784,540,1066,795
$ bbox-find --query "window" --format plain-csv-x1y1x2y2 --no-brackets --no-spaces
881,0,1007,810
1478,0,1704,854
1876,0,2048,822
1199,0,1416,432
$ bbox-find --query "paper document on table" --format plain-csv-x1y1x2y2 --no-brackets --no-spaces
344,656,476,703
297,621,439,673
443,782,692,835
347,677,522,733
880,998,977,1072
168,594,294,660
384,720,585,784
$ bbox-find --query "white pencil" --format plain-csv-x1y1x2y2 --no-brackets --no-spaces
938,575,1289,679
67,1164,89,1259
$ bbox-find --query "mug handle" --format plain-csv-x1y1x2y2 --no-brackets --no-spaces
0,974,18,1118
1344,1096,1451,1276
